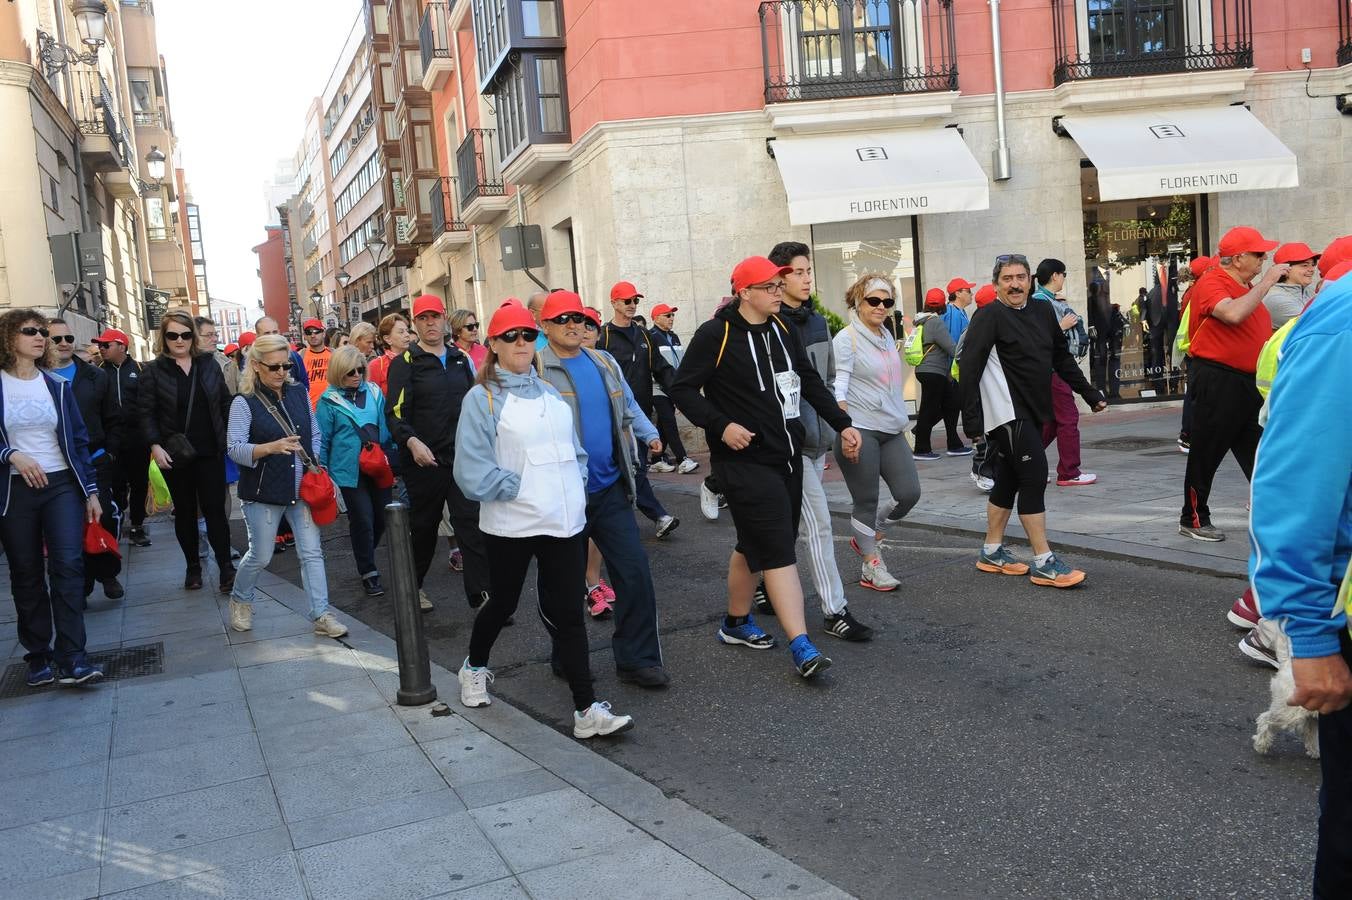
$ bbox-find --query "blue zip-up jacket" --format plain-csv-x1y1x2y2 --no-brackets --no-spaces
0,370,99,514
1249,275,1352,658
453,368,587,504
941,302,969,346
315,382,393,490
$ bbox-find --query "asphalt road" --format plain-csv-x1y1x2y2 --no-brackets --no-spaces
253,486,1320,899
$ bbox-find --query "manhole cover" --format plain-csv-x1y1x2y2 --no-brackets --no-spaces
0,641,164,699
1083,436,1176,452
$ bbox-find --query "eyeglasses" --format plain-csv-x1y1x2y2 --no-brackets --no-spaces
303,328,324,335
348,366,366,376
464,322,480,331
164,330,194,341
19,326,49,338
50,334,77,344
617,298,639,306
257,361,294,373
494,328,539,344
548,313,588,326
749,282,786,295
863,296,896,309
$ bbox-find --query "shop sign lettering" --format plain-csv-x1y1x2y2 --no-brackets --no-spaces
848,196,930,215
1159,172,1239,191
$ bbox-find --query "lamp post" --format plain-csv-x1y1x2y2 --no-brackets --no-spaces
309,289,323,323
336,270,351,325
145,146,166,183
366,236,389,319
37,0,109,77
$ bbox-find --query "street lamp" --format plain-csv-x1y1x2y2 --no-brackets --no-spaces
309,289,323,321
144,146,166,184
336,271,351,288
37,0,109,77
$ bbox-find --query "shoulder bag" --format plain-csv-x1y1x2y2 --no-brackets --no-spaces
258,389,340,525
162,364,198,462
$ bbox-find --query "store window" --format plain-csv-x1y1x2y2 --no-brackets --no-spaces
1080,164,1202,402
810,217,918,322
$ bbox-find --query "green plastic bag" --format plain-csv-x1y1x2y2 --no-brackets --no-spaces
148,461,172,513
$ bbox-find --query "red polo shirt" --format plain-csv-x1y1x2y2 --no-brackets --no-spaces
1188,268,1272,373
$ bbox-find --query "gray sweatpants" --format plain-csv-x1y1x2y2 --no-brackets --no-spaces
833,428,921,557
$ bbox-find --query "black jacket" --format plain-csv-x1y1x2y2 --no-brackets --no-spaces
68,356,120,458
136,355,231,453
101,356,146,448
600,320,673,416
670,303,850,471
385,341,475,467
958,299,1103,438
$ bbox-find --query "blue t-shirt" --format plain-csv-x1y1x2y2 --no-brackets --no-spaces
53,362,77,382
560,353,619,494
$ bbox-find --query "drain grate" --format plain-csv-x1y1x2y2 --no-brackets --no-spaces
0,641,164,699
1082,436,1176,452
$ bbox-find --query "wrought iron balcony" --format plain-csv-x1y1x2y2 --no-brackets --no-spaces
456,128,506,207
73,69,134,172
429,177,469,238
1052,0,1253,85
759,0,958,103
420,1,452,77
1340,0,1351,66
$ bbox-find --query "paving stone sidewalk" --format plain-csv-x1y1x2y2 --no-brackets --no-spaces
0,536,852,899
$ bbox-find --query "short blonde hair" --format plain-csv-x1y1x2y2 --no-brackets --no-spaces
349,322,376,348
240,334,294,395
327,345,367,388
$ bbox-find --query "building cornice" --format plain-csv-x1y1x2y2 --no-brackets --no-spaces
762,91,962,134
0,59,78,140
568,109,768,168
1051,68,1256,113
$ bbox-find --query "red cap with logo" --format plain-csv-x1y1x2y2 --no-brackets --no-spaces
238,331,256,348
302,318,324,331
95,328,129,346
731,257,793,294
974,284,997,307
1318,236,1352,278
541,290,585,320
651,303,678,317
610,281,644,301
924,288,947,309
1189,256,1214,278
1273,242,1319,265
487,300,537,339
945,277,976,294
411,294,445,318
1217,226,1279,257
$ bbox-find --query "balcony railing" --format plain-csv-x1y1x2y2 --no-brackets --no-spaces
420,1,451,73
1340,0,1351,66
456,128,506,207
133,110,163,128
759,0,958,103
72,69,134,167
1052,0,1252,84
429,177,470,238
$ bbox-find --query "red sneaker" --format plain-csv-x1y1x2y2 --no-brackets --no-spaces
1227,588,1259,630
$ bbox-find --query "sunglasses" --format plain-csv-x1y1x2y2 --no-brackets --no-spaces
95,341,114,349
463,323,480,331
50,334,77,344
19,326,50,337
303,328,324,335
863,296,896,309
617,298,639,306
584,321,599,331
494,328,539,344
257,361,294,373
995,253,1029,265
164,330,194,341
347,366,366,376
548,313,588,326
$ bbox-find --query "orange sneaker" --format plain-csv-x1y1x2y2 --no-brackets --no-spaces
976,545,1030,575
1028,553,1086,588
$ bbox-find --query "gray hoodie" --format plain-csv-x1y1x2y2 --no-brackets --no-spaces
1263,281,1312,330
912,310,957,378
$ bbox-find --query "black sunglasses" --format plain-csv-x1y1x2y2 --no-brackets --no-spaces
548,313,588,326
303,328,324,335
995,253,1029,265
164,330,194,341
50,334,77,344
348,366,366,375
95,341,113,349
20,326,50,337
617,298,639,306
863,297,896,309
495,328,539,344
584,321,599,331
257,361,294,373
463,322,479,331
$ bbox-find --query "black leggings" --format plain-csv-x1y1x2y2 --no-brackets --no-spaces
913,372,962,453
470,532,594,712
987,420,1049,516
165,454,232,572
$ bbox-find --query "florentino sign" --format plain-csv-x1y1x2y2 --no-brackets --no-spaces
848,196,931,214
1160,172,1240,191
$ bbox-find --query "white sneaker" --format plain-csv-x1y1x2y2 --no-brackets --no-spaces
649,460,676,473
458,659,493,708
228,598,252,632
676,457,699,474
699,482,720,521
573,700,634,739
313,612,348,638
1056,473,1097,487
419,589,434,612
860,557,900,592
970,472,994,492
656,515,680,539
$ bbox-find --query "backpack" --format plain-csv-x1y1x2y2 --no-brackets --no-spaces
902,319,927,366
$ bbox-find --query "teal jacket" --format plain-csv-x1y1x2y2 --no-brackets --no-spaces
315,382,392,489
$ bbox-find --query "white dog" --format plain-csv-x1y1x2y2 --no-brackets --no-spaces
1252,618,1320,759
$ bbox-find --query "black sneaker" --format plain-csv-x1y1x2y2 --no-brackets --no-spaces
128,527,152,547
616,666,671,688
752,581,774,616
184,568,203,590
102,578,125,600
824,608,874,642
362,574,385,597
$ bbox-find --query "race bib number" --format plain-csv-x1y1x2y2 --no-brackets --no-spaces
774,370,801,420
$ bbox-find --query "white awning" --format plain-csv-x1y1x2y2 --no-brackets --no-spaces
771,127,990,226
1060,106,1299,202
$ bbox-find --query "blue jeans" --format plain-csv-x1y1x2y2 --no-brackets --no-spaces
582,480,663,670
341,475,392,577
232,500,329,620
0,471,88,666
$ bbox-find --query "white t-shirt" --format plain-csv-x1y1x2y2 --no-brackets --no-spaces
2,371,67,474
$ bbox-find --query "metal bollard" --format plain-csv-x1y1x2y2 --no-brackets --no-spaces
384,502,437,706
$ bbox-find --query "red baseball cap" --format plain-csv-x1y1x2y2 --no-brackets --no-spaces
610,281,643,301
582,307,602,326
945,277,976,294
1217,226,1279,257
1318,236,1352,277
487,300,537,339
651,303,678,317
541,290,585,320
238,331,256,348
95,328,129,346
974,284,997,307
302,318,323,331
1324,260,1352,283
924,288,946,309
1188,256,1214,279
731,257,793,294
1274,242,1319,265
411,294,445,318
223,342,239,355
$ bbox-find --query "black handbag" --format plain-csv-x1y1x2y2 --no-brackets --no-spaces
163,365,198,462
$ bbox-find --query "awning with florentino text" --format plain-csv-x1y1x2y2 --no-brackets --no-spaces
1059,105,1299,202
770,127,990,226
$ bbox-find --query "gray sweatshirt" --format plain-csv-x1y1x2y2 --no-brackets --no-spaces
1263,281,1311,330
832,317,911,434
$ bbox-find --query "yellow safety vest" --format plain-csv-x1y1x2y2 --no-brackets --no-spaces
1255,316,1298,398
1174,302,1193,357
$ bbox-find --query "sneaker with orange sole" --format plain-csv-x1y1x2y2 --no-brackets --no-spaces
1028,553,1086,588
976,545,1030,575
